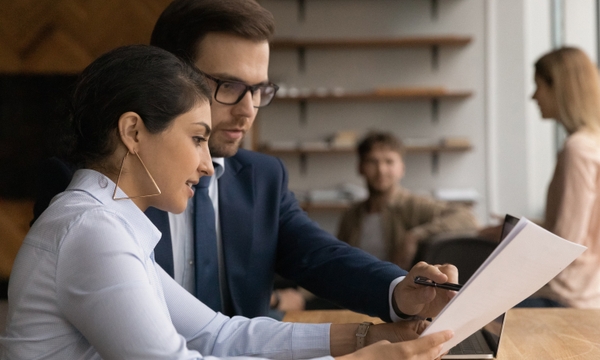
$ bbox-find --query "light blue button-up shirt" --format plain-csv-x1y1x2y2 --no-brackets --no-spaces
0,169,332,360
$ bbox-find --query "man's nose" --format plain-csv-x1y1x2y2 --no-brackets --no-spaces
231,91,255,118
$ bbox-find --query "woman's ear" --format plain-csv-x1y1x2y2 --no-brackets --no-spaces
117,112,144,153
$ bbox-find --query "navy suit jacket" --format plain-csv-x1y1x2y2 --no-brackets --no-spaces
33,151,407,321
213,149,406,320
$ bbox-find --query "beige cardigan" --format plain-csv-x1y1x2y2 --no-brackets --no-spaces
534,130,600,308
337,187,479,269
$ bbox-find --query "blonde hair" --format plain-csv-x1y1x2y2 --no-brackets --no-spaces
535,47,600,133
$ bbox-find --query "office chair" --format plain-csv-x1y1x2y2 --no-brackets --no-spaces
420,235,498,284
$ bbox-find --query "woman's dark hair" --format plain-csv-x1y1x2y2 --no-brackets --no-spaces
67,44,211,167
357,131,405,162
150,0,275,64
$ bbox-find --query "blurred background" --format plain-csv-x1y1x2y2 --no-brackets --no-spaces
0,0,597,291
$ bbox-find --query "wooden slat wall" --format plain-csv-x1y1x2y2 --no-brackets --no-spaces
0,0,173,278
0,0,172,73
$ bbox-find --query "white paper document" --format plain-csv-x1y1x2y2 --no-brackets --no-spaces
420,217,587,356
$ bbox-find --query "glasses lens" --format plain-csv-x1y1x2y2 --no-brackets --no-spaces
257,85,278,107
215,80,279,107
215,81,247,105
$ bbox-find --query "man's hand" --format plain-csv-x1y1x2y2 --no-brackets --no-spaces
271,288,306,311
392,262,459,319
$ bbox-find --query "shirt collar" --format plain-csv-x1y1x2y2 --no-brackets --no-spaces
68,169,162,258
212,157,225,180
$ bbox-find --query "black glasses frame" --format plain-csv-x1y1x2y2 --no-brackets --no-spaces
201,72,279,108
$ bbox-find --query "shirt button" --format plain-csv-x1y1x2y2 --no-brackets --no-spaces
189,261,194,265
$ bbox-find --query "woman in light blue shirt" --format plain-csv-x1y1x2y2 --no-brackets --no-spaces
0,45,451,360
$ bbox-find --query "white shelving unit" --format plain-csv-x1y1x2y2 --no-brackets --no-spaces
257,0,486,233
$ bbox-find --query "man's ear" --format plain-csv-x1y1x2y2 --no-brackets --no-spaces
117,112,144,153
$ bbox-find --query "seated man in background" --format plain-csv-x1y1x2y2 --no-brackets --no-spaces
338,132,479,269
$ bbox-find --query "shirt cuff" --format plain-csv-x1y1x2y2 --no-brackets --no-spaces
291,323,332,359
388,276,405,322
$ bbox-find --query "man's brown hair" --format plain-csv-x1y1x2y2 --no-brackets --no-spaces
150,0,275,64
357,131,404,162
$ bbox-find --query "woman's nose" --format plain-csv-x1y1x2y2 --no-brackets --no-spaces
200,154,214,177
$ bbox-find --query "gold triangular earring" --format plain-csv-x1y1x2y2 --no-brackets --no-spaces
113,151,161,201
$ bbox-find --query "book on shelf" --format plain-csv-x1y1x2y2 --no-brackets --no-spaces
262,140,299,151
299,140,329,151
434,188,479,203
328,130,358,149
441,137,471,148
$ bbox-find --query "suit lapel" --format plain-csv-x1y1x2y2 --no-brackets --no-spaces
219,156,255,314
145,207,174,277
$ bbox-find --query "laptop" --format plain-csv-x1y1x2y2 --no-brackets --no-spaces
442,214,519,359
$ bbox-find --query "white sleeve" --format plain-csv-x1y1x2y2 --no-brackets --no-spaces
56,210,203,359
159,267,332,359
55,209,332,360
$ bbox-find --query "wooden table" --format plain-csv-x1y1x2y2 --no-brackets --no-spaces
283,308,600,359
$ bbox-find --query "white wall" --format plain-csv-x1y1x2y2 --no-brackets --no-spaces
564,0,597,58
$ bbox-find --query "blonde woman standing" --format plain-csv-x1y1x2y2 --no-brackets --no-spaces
524,47,600,308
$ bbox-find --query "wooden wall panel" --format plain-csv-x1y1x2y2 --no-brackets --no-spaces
0,0,173,73
0,0,57,54
0,199,34,278
0,0,173,278
22,30,93,73
0,37,20,72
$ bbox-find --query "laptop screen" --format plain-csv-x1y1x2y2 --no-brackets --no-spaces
500,214,520,241
443,214,518,359
482,314,504,354
480,214,519,354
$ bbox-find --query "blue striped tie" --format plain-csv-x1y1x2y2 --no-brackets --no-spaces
193,175,221,312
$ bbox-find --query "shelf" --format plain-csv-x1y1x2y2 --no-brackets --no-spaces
406,143,473,153
262,147,353,155
261,142,472,175
286,0,446,23
300,199,475,212
261,143,472,156
272,35,471,72
271,36,472,50
273,88,472,124
275,88,472,102
300,202,351,212
260,0,475,212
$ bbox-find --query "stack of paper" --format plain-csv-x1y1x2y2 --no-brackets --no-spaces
420,217,586,356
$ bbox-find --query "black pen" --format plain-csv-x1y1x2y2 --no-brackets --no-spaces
414,276,463,291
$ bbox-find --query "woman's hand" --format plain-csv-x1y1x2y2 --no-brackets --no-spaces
336,330,453,360
367,319,428,343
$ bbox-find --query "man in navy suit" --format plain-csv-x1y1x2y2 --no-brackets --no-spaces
34,0,457,322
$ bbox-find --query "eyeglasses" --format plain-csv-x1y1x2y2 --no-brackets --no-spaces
201,72,279,108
